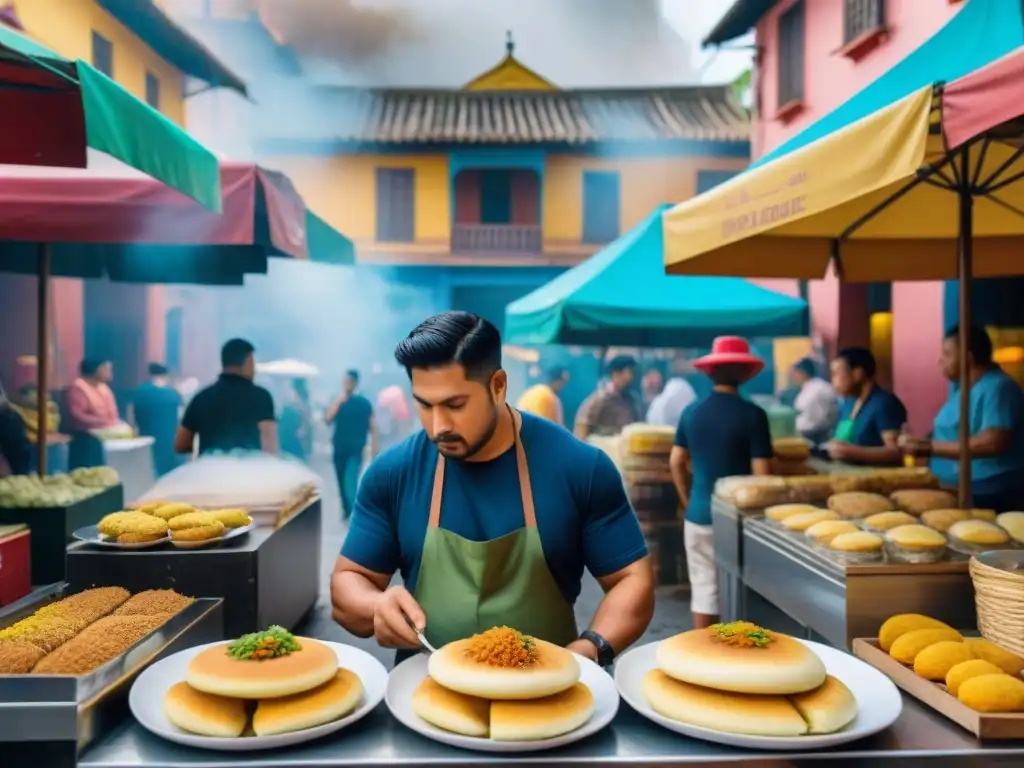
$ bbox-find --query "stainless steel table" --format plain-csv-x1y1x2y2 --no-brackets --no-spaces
80,697,1024,767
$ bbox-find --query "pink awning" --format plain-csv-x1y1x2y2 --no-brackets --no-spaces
943,45,1024,149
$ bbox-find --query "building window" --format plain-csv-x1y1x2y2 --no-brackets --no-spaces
844,0,885,45
375,168,415,243
145,72,160,109
582,170,620,245
697,170,740,195
91,31,113,77
777,1,805,108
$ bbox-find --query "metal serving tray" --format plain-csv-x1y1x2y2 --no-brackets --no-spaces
0,582,223,759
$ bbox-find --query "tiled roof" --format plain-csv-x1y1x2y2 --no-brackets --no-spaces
267,85,749,144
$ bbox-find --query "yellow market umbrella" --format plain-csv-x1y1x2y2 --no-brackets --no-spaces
662,84,1024,506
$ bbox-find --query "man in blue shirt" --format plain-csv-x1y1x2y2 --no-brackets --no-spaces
901,325,1024,511
331,311,652,667
130,363,182,477
826,347,906,466
669,336,773,629
325,370,377,521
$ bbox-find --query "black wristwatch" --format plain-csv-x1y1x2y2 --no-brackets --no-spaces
579,630,615,667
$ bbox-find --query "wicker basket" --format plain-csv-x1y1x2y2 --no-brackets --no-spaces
969,554,1024,657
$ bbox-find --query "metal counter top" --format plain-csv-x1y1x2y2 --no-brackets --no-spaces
80,697,1023,768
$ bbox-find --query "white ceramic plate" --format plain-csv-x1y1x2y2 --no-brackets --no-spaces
615,638,902,750
170,521,255,550
386,652,618,752
130,640,387,751
72,525,168,550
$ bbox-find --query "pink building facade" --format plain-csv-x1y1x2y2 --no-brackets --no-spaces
707,0,967,432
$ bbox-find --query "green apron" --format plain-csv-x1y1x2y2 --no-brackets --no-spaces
833,397,866,444
414,407,579,650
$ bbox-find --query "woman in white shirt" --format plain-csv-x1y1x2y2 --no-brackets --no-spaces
791,358,838,445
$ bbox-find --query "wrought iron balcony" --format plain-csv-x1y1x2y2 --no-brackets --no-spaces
451,224,542,254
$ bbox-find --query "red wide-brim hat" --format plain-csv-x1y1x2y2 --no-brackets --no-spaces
693,336,765,379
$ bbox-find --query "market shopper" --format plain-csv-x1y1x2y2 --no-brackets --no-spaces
280,378,313,462
174,339,278,456
325,369,377,521
66,358,120,469
0,390,31,476
900,325,1024,510
826,347,906,465
579,355,641,438
516,366,569,426
646,356,698,428
669,337,773,630
130,363,183,477
331,311,653,665
791,357,839,445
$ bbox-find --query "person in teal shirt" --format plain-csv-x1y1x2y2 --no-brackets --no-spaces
901,326,1024,511
826,347,906,465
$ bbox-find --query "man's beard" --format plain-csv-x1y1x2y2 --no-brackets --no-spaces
433,404,500,461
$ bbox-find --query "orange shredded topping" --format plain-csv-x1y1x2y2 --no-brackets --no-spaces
709,621,775,648
464,626,537,668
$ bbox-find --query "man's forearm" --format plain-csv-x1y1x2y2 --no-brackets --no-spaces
845,444,901,465
584,569,654,653
330,571,384,637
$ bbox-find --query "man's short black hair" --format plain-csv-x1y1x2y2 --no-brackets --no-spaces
221,338,255,369
793,357,817,378
346,369,360,384
710,363,753,388
80,358,107,376
394,311,502,381
606,355,637,374
835,347,876,379
148,362,169,376
945,324,994,366
546,366,568,383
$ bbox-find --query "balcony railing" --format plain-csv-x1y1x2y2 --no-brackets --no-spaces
451,224,542,254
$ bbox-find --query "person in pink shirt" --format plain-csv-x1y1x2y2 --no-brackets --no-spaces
67,358,119,469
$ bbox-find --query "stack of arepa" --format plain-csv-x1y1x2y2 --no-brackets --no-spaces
412,626,594,741
163,627,363,737
642,622,859,737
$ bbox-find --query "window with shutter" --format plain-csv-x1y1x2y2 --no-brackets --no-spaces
145,72,161,110
777,1,805,108
375,168,416,243
844,0,885,45
91,31,113,77
582,171,621,245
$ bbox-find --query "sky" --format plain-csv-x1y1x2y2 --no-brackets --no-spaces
661,0,755,84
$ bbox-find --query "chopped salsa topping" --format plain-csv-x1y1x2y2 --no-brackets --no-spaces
464,626,537,668
227,625,302,660
709,621,774,648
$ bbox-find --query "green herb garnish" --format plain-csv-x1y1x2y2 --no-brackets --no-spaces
227,625,302,660
710,621,774,648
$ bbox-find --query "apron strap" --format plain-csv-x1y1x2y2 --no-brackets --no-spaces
427,453,446,528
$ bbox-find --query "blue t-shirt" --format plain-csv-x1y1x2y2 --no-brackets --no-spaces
674,392,773,526
835,386,907,447
341,411,647,603
930,368,1024,494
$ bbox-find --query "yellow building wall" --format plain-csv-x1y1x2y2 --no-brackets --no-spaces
11,0,186,126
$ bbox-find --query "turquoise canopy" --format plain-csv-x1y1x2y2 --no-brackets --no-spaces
754,0,1024,169
505,205,808,347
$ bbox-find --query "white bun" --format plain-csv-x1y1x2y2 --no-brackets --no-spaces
490,682,594,741
162,681,247,737
656,627,826,694
411,676,490,737
789,675,858,734
428,636,579,700
642,670,808,737
187,638,339,699
252,668,363,736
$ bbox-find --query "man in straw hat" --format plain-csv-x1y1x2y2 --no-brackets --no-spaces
669,336,773,629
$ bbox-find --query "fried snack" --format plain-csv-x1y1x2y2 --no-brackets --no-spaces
889,489,957,516
113,589,194,618
945,659,1006,697
134,501,171,514
827,492,892,519
148,502,196,521
168,512,219,531
970,509,997,522
805,520,858,545
920,508,969,533
913,641,975,681
765,504,821,523
36,587,131,626
0,615,82,653
957,674,1024,713
171,521,225,542
208,509,252,529
0,640,46,673
948,519,1010,546
32,614,173,675
97,511,151,537
862,511,916,532
781,509,839,532
888,628,963,665
878,614,953,652
964,638,1024,676
118,530,168,543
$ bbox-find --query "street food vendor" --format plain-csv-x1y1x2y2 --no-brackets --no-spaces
578,355,641,438
331,311,654,666
826,347,906,465
899,326,1024,511
66,358,119,469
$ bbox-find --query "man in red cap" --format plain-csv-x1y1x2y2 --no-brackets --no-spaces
669,337,773,629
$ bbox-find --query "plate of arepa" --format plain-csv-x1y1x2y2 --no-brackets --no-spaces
615,622,902,749
386,626,618,752
129,629,387,750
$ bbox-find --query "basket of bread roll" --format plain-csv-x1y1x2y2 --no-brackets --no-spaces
970,549,1024,659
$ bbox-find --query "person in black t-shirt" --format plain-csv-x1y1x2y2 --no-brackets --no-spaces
325,369,377,520
174,339,278,456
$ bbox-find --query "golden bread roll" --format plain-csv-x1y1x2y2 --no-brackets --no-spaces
97,512,151,537
171,521,225,542
920,509,969,532
912,641,975,681
208,509,253,528
878,614,953,652
889,489,956,515
641,669,808,736
782,509,840,532
805,520,858,545
411,676,490,737
253,668,364,736
149,502,196,521
947,519,1010,546
490,682,594,741
827,492,892,519
970,509,997,522
888,628,963,665
964,638,1024,676
863,511,916,532
945,659,1006,697
828,531,883,553
996,511,1024,543
428,628,579,700
957,673,1024,712
765,504,820,523
656,624,826,695
187,635,338,699
885,524,947,550
163,681,247,737
168,512,220,530
788,675,858,734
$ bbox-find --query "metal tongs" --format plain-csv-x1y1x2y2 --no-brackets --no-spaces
407,618,437,655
